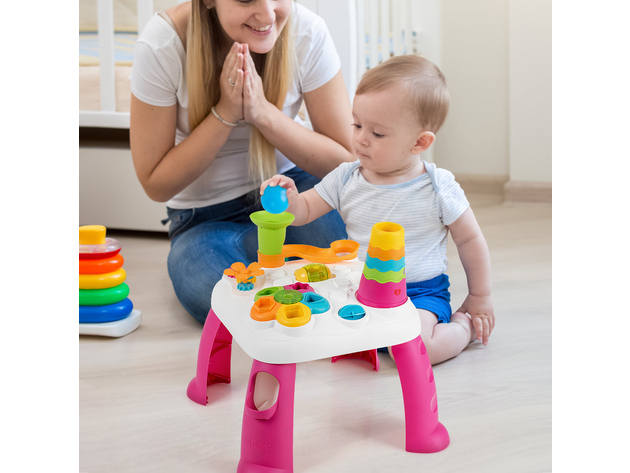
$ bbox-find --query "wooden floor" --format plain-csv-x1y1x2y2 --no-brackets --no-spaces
80,195,552,473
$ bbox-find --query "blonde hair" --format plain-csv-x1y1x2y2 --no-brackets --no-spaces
186,1,294,183
355,55,449,133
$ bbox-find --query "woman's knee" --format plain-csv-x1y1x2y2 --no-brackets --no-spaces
167,222,254,323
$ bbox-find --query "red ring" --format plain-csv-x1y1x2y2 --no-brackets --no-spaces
79,254,124,274
79,248,121,260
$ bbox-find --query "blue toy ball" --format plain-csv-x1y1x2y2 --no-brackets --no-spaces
262,185,289,214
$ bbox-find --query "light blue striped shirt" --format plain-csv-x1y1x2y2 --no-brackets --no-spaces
314,161,469,283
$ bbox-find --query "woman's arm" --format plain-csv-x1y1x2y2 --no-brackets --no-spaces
130,44,246,202
243,49,355,178
130,95,234,202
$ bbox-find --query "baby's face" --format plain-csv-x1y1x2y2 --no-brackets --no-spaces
352,85,425,175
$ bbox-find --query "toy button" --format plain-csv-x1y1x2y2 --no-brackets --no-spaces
276,303,311,327
301,293,330,314
294,263,331,282
254,286,283,302
338,305,366,320
273,289,303,305
250,296,280,322
284,282,313,293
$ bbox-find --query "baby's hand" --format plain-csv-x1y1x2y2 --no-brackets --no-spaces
260,174,299,207
456,294,495,346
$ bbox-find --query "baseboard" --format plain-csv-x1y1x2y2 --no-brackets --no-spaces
504,180,552,203
453,173,509,195
453,173,552,203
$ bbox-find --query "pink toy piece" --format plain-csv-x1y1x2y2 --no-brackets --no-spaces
356,275,407,308
282,282,314,294
391,334,450,453
238,361,296,473
331,349,380,371
187,309,233,405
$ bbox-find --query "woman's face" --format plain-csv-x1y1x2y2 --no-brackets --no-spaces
211,0,293,54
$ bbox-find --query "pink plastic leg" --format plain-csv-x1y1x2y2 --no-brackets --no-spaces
331,349,380,371
238,361,296,473
187,309,233,405
391,335,450,453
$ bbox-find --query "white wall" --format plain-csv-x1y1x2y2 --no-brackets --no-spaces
435,0,551,185
508,0,552,182
435,0,510,176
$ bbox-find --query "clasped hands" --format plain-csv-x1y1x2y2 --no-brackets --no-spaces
214,42,271,126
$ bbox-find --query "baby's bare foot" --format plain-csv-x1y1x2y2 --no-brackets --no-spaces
451,312,477,344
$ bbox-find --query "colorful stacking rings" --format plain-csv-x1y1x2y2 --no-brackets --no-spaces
79,225,134,325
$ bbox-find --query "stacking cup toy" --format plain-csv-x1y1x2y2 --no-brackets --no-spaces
356,222,407,308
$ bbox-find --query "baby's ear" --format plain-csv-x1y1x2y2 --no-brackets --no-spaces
412,131,436,154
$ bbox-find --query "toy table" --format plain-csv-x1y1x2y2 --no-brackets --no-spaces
187,259,449,472
187,195,448,472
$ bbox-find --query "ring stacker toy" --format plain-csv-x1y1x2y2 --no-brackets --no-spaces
188,187,449,472
79,225,142,337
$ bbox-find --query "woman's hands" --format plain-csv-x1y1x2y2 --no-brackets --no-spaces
215,42,273,127
242,44,274,126
215,42,245,123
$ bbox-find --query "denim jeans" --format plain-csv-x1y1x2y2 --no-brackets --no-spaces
166,166,348,325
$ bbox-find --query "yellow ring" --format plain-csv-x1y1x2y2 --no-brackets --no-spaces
276,303,311,328
79,268,126,289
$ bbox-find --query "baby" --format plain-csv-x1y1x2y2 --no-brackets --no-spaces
261,55,494,364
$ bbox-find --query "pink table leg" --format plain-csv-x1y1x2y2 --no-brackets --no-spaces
238,360,297,473
187,309,233,405
391,334,450,453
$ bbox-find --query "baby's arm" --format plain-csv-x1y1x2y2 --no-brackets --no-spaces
261,175,333,226
447,207,495,345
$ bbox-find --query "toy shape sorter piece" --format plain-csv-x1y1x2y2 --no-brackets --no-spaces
79,225,141,337
224,262,265,291
187,188,449,473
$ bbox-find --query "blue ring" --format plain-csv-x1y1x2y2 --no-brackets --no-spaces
301,293,330,314
338,304,366,321
365,255,405,272
79,298,134,323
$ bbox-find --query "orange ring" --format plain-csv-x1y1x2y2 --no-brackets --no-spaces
366,244,405,261
79,254,124,274
250,296,281,322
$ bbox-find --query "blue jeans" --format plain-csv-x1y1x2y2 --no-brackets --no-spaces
166,166,348,325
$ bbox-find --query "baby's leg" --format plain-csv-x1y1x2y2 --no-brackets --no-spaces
418,309,475,365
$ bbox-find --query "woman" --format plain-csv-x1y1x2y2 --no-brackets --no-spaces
130,0,354,324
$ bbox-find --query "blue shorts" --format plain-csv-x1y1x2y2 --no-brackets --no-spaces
406,274,452,323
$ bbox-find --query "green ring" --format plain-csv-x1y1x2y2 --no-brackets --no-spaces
254,286,283,302
79,283,130,306
273,289,303,305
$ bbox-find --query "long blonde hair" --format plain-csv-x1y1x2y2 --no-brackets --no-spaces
187,1,294,183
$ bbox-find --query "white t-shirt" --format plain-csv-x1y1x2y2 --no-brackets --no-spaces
130,3,341,209
315,161,470,283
